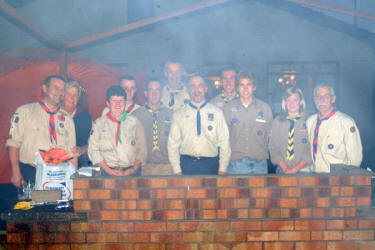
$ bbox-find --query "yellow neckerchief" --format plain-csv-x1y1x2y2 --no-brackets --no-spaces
146,104,162,151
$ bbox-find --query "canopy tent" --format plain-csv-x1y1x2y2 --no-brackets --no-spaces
0,48,146,183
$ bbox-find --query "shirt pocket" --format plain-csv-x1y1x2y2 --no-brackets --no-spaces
99,132,114,152
324,131,344,158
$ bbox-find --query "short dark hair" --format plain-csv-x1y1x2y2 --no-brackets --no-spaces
146,77,161,89
221,66,237,76
43,75,65,88
118,75,136,86
106,85,127,101
236,71,257,88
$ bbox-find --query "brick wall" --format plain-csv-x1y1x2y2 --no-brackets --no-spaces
6,174,375,249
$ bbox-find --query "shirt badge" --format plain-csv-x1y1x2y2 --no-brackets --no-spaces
131,140,136,146
303,123,307,129
328,144,334,149
165,116,171,121
58,115,65,122
257,130,263,136
208,125,213,131
257,111,264,118
208,113,214,121
184,99,189,104
59,123,64,128
231,118,240,125
301,138,307,144
350,126,356,133
13,116,19,123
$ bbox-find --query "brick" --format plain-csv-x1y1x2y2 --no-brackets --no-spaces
153,189,185,199
100,211,120,220
345,207,356,217
135,222,166,232
134,244,165,250
90,200,105,210
328,208,344,218
56,223,70,232
111,190,121,199
301,187,316,196
251,188,270,198
284,188,301,197
89,189,111,199
299,176,317,186
251,198,265,208
106,200,136,210
249,209,265,219
327,241,358,250
296,242,327,250
217,209,228,219
266,177,279,186
167,244,198,250
74,190,88,199
316,197,330,207
200,243,231,250
186,209,199,220
341,187,355,196
264,242,294,250
148,178,169,188
355,186,371,196
87,233,117,243
218,199,235,209
318,187,331,197
357,197,371,206
263,220,294,231
186,200,200,209
169,178,201,187
150,210,184,220
323,230,342,240
279,177,297,186
356,176,371,185
318,176,330,186
71,222,101,232
74,179,89,189
299,208,312,218
279,198,297,208
343,230,374,240
311,231,323,240
152,200,169,210
138,190,151,199
233,198,251,208
331,176,354,186
201,199,218,209
295,220,326,230
231,221,261,231
247,232,278,241
266,208,281,218
330,186,340,196
202,178,217,187
234,178,248,187
199,209,216,220
248,177,265,187
151,232,182,242
89,179,104,189
102,222,134,232
237,209,249,219
327,220,356,229
68,233,86,243
215,232,247,242
102,244,132,250
198,222,230,231
183,232,215,242
217,177,233,187
121,210,152,220
121,190,139,199
333,197,355,207
168,200,185,209
314,208,329,218
71,244,102,250
359,219,375,229
187,189,207,199
168,222,198,231
232,243,262,250
279,231,310,241
359,242,375,250
270,189,282,198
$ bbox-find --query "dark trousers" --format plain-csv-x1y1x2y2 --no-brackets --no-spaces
19,162,36,185
100,166,141,176
180,155,219,175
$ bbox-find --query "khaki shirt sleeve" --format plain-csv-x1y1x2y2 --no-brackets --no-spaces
135,119,147,166
66,117,76,155
6,107,25,149
268,119,283,165
344,120,363,167
88,120,104,165
216,110,231,172
264,105,274,145
168,113,182,174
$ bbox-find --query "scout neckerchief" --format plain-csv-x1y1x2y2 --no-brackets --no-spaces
146,104,161,151
286,115,301,161
106,111,127,146
312,107,336,161
166,85,184,109
221,91,239,103
39,101,60,144
126,103,135,113
189,101,207,136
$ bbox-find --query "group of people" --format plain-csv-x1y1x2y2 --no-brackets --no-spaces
6,61,363,187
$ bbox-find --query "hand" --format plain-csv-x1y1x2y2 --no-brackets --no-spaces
71,146,84,156
284,167,299,174
175,172,182,175
105,168,124,176
11,171,24,188
218,171,226,175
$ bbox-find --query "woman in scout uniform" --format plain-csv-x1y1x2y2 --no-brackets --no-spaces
269,87,313,174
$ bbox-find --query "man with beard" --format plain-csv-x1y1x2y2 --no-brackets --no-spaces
210,67,239,108
168,75,231,175
161,61,190,110
7,75,77,187
306,84,362,173
132,78,173,175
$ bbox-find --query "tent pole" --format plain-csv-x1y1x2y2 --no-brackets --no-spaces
59,51,68,80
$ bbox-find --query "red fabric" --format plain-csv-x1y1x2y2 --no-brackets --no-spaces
0,49,147,183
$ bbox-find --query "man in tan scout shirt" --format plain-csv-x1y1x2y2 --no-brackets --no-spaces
88,85,147,176
161,61,190,111
210,67,239,108
168,75,231,175
7,75,77,187
133,78,173,175
223,71,273,174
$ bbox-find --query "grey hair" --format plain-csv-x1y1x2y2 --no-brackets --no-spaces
64,80,85,99
313,84,335,97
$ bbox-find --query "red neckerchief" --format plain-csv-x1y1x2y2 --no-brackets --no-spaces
106,112,127,146
126,103,135,113
39,101,60,144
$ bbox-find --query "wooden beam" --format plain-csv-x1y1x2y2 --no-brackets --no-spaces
59,51,68,79
0,0,63,50
287,0,375,22
66,0,230,49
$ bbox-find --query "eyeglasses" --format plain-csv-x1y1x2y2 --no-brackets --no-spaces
314,94,332,101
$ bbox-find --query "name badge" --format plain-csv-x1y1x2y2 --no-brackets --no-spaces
256,119,266,123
